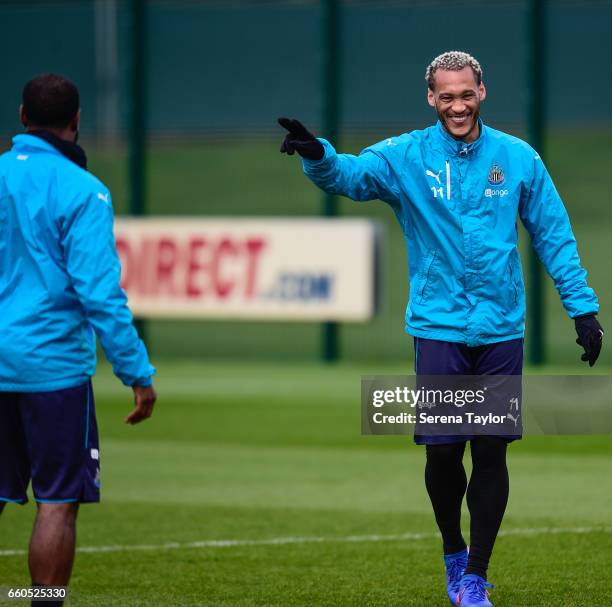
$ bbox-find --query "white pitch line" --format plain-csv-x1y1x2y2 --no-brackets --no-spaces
0,526,610,558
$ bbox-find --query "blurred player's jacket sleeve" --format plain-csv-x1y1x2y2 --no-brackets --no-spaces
61,186,156,386
518,153,598,318
0,134,154,391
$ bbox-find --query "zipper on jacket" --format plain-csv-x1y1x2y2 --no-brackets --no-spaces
445,160,451,200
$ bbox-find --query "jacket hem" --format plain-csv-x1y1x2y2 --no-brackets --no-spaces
406,326,524,346
0,374,91,393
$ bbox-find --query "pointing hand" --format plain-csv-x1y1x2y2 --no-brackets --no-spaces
278,117,324,161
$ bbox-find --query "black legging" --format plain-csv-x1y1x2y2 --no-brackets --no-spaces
425,437,509,579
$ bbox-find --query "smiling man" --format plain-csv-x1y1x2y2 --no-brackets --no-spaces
430,58,482,141
279,51,603,606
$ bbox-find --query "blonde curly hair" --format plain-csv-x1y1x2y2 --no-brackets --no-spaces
425,51,483,90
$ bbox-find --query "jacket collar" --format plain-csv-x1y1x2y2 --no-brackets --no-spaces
12,132,87,169
435,118,486,157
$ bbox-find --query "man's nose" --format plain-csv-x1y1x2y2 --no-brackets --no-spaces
451,100,466,114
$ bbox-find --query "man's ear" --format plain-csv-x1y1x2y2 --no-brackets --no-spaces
427,88,436,108
70,109,81,132
478,82,487,102
19,104,27,128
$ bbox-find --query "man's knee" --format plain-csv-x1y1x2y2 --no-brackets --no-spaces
470,437,507,469
426,442,466,469
35,502,79,524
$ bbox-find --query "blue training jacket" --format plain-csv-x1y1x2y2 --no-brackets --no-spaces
0,134,155,391
303,120,598,346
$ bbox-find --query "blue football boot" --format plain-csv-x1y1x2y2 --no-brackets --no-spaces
457,574,494,607
443,548,468,606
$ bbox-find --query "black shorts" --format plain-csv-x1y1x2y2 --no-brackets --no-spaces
0,381,100,504
413,337,523,445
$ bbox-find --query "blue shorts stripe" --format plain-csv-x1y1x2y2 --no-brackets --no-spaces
0,496,26,504
36,498,79,504
84,383,90,449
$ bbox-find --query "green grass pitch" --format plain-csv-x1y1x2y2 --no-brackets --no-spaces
1,362,610,606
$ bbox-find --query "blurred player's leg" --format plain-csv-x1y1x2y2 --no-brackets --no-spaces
17,383,99,602
29,503,79,586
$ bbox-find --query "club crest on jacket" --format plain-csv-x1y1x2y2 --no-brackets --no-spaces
488,163,505,185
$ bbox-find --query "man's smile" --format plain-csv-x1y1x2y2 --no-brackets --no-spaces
447,113,471,126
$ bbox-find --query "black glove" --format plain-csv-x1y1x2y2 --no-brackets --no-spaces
278,117,324,161
575,314,604,367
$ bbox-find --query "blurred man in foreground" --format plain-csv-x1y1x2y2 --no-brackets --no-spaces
279,51,602,606
0,74,156,606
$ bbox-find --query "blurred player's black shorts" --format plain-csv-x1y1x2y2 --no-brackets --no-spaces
0,381,100,504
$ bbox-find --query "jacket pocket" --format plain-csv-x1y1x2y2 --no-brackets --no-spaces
417,249,438,305
507,252,523,306
508,261,518,305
